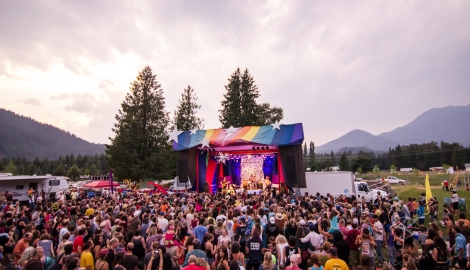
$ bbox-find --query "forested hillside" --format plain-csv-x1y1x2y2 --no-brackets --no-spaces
0,108,105,160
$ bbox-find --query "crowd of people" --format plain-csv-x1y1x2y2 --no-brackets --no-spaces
0,185,469,270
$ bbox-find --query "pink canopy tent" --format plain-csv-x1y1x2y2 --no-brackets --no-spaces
147,182,168,194
84,180,120,188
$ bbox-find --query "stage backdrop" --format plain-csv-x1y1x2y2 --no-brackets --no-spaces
171,123,304,192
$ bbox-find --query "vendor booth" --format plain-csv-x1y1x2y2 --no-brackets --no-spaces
169,123,306,194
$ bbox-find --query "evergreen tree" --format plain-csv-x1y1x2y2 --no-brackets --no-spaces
4,160,17,175
219,68,242,128
172,85,204,131
339,152,349,171
309,141,315,170
219,67,283,127
67,164,82,181
239,68,260,126
106,66,173,181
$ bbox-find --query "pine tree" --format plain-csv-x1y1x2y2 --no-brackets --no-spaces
339,152,349,171
309,141,315,171
219,67,283,128
239,68,260,126
172,85,204,131
106,66,174,181
219,68,242,128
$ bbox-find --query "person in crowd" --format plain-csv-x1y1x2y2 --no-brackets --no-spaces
324,248,348,270
183,239,207,267
25,248,44,270
80,240,95,270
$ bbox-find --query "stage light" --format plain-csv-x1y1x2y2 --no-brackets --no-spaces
252,147,255,151
257,147,260,150
266,146,269,150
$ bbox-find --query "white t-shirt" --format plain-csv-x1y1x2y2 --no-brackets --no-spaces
452,193,459,203
157,217,169,232
373,221,384,241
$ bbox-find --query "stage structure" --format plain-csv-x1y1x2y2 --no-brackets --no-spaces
168,123,306,194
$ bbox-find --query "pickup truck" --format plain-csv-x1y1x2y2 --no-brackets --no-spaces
385,176,407,185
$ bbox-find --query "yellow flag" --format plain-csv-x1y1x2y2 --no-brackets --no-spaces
425,174,433,212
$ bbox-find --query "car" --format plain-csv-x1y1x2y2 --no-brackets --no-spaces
385,176,407,185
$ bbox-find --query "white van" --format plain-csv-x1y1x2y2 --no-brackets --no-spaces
0,174,69,202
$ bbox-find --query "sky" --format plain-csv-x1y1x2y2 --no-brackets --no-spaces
1,1,469,146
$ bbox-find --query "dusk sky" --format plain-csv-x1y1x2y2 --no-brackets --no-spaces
1,1,469,146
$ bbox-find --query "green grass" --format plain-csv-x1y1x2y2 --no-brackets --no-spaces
390,185,470,232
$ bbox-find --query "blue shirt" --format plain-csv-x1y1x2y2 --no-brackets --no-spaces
455,233,467,258
193,225,207,243
183,249,207,267
417,206,425,218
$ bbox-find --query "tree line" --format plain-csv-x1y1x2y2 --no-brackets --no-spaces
304,141,470,172
0,154,109,178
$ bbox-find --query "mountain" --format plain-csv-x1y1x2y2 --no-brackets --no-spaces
316,105,470,153
378,105,470,147
316,129,399,153
0,108,106,160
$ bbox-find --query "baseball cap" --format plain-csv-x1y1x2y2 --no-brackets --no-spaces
328,247,338,256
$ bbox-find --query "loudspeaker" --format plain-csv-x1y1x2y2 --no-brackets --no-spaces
177,159,188,183
284,155,298,186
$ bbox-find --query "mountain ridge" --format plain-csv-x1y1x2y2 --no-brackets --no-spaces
0,108,106,160
316,104,470,153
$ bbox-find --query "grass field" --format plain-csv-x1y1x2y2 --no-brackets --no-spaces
389,182,470,232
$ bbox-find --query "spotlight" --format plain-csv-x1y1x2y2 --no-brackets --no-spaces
266,146,269,150
252,147,255,151
257,147,260,150
261,147,265,150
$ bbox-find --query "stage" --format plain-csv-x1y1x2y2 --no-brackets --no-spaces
170,123,307,194
236,189,262,195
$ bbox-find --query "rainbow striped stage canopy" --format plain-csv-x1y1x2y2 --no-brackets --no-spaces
170,123,304,151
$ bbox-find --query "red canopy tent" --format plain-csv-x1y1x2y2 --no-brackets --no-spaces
84,180,120,188
147,182,168,194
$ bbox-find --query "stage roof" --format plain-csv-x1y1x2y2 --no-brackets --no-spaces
171,123,304,151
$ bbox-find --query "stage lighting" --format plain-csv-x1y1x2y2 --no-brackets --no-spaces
261,147,265,150
257,147,260,150
252,147,255,151
266,146,269,150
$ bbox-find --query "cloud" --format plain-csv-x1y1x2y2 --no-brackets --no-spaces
19,97,42,106
0,1,469,145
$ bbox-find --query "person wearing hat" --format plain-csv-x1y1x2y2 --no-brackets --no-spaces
95,249,109,270
274,213,285,234
157,212,169,233
266,217,279,239
324,247,348,270
300,223,323,253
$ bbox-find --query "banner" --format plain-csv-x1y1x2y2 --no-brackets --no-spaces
425,174,433,212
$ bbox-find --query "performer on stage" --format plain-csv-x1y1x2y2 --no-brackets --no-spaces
221,177,229,192
263,176,271,190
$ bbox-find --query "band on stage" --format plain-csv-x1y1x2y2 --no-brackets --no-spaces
220,175,271,193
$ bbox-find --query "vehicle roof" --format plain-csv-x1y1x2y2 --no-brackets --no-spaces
0,175,50,181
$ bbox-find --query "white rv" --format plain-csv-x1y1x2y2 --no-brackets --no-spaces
0,174,69,202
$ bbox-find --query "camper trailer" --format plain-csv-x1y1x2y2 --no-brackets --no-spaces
0,174,69,202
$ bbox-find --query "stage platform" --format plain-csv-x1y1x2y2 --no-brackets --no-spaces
236,189,262,195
